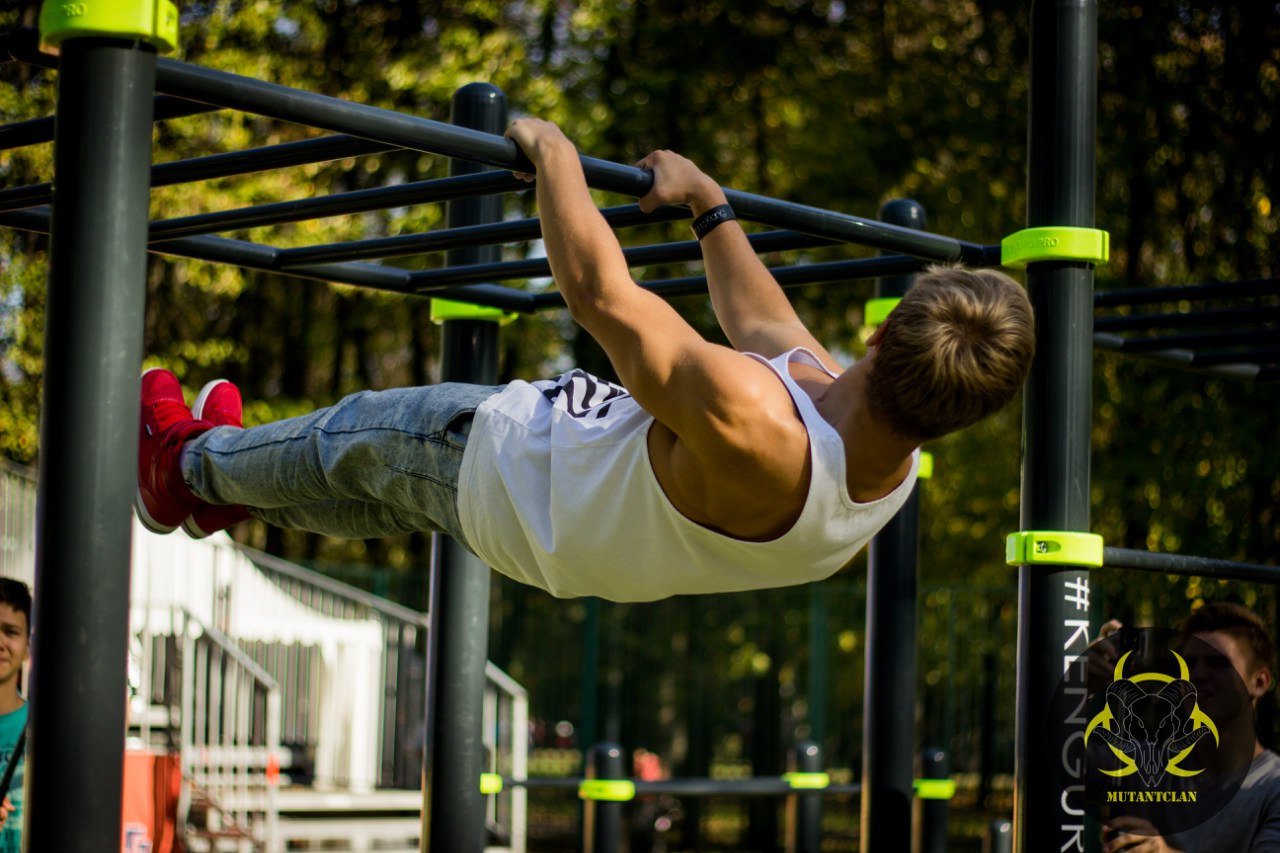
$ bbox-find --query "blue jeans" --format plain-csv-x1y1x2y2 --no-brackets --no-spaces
181,383,503,545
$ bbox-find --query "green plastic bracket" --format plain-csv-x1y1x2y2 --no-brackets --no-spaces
39,0,180,53
782,772,831,790
1006,531,1105,568
578,779,636,802
864,297,900,327
1000,227,1110,269
917,451,934,481
914,778,957,800
480,773,503,795
430,298,517,326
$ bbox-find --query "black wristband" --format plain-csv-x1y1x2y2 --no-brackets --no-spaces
691,204,736,240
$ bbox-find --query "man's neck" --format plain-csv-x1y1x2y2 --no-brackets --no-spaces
816,363,918,501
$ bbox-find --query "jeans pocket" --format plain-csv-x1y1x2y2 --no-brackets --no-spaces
443,408,476,448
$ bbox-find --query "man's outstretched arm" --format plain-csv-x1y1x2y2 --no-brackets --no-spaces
636,150,841,372
505,119,778,450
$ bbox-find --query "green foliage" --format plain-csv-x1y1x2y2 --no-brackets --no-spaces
2,4,1277,829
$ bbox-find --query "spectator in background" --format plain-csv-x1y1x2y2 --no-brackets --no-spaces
1100,602,1280,853
0,578,31,853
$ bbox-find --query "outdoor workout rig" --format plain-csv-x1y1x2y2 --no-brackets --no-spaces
1,0,1277,851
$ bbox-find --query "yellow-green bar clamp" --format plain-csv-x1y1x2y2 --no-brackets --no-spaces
431,298,518,326
914,778,957,800
578,779,636,802
864,297,900,327
480,773,503,795
1006,531,1105,567
1000,227,1110,269
782,772,830,790
917,451,934,481
40,0,180,53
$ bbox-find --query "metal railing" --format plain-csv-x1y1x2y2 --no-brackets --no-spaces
175,607,284,853
484,662,529,853
0,459,36,588
231,545,430,791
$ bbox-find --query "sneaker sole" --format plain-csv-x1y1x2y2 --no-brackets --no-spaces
181,515,212,539
135,492,180,535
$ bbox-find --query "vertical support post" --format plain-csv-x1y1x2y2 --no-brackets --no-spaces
422,83,507,853
1014,3,1097,853
788,741,823,853
28,36,158,853
917,747,950,853
583,742,625,853
581,598,601,749
860,198,925,853
806,584,828,752
683,602,710,851
978,651,998,807
987,819,1014,853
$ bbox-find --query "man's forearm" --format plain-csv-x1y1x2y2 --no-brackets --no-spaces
534,146,634,316
692,188,807,353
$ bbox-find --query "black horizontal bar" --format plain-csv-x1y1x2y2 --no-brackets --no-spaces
0,135,400,215
278,204,692,267
0,184,49,215
1101,328,1280,353
146,55,993,261
509,776,862,798
634,778,861,798
1093,333,1264,381
408,229,840,292
0,206,536,311
151,237,534,310
0,94,218,153
1188,347,1280,368
148,171,524,241
150,135,399,187
4,32,229,151
1095,278,1280,308
1104,547,1280,584
1093,305,1280,333
528,255,929,310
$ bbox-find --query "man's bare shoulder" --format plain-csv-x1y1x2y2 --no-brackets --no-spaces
648,351,813,541
690,347,810,440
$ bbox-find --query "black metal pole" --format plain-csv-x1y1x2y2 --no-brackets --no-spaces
988,818,1014,853
918,747,950,853
29,37,157,853
860,198,924,853
789,741,823,853
584,742,625,853
422,82,506,853
1015,3,1097,852
1102,547,1280,584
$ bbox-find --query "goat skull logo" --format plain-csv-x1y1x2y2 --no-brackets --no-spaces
1085,650,1219,788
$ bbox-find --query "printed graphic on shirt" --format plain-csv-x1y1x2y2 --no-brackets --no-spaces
1050,627,1254,837
542,370,631,419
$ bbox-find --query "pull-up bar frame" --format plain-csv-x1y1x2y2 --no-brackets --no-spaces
3,6,1274,853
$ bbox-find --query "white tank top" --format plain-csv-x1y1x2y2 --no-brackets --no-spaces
457,347,919,602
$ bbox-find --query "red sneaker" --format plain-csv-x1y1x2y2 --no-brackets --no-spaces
192,378,243,429
183,379,252,539
136,368,211,534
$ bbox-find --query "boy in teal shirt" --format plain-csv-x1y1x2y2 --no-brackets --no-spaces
0,579,30,853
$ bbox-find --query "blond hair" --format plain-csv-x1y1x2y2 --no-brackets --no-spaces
866,265,1035,442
